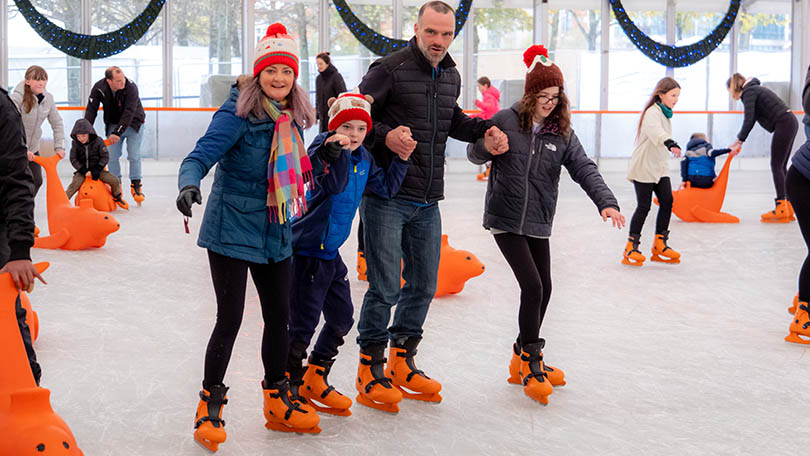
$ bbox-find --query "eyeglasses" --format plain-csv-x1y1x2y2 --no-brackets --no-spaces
536,94,560,105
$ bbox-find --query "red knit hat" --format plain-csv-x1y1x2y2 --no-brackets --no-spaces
523,45,564,93
254,23,299,78
327,89,374,132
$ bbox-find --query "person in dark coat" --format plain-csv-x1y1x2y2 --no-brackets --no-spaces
785,64,810,344
352,1,508,412
287,90,408,416
0,87,46,385
64,119,127,209
468,44,624,406
727,73,798,222
315,52,347,133
84,66,147,202
176,23,322,450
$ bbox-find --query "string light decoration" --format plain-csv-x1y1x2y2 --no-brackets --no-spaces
13,0,165,60
609,0,740,67
333,0,473,56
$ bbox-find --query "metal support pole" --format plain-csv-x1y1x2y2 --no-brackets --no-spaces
319,0,330,52
242,0,255,76
666,0,675,79
534,0,548,45
162,0,173,107
596,0,610,165
393,0,403,40
729,8,739,110
1,0,8,90
463,8,475,110
81,0,92,104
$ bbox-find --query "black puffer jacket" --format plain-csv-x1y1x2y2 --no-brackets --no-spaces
316,64,347,133
737,78,791,141
467,103,618,237
84,77,145,137
0,88,35,266
69,118,109,175
359,37,491,203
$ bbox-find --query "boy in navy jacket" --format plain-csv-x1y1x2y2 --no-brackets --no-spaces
680,133,738,189
287,90,409,416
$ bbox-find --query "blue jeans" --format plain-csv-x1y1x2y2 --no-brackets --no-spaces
106,126,143,180
357,195,442,348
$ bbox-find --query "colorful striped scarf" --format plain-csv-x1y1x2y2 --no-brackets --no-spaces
261,96,312,224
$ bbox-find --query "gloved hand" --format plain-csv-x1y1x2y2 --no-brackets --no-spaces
176,185,202,217
663,139,680,152
78,167,88,176
90,168,101,180
317,140,343,163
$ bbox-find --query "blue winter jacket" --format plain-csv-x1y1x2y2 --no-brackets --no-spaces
680,138,731,180
293,132,408,260
178,85,297,264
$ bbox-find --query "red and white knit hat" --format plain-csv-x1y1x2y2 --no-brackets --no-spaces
523,44,564,93
327,89,374,131
254,23,299,78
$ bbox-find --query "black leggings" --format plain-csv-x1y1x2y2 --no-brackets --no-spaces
770,113,798,200
786,166,810,302
630,177,673,236
494,233,551,347
204,250,292,389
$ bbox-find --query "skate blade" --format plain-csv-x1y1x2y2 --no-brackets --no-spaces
394,385,442,403
621,257,644,266
264,421,321,434
507,376,521,385
785,333,810,345
761,217,791,223
549,380,567,387
194,433,224,452
355,393,399,413
650,255,680,264
307,399,352,417
524,392,550,406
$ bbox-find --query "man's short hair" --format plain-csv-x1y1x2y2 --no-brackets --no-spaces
105,66,122,81
417,1,455,23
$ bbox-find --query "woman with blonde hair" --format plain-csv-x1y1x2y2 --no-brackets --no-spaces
177,23,321,451
727,73,799,223
10,65,66,199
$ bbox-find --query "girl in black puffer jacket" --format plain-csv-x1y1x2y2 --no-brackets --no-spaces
727,73,798,222
467,45,625,406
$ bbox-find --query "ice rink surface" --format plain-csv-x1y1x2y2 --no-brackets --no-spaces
24,158,808,455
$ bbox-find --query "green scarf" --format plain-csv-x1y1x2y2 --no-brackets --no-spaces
656,101,673,119
261,95,312,224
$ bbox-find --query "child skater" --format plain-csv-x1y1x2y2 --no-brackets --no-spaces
287,89,410,416
679,132,739,189
467,45,625,406
623,77,682,267
65,119,128,210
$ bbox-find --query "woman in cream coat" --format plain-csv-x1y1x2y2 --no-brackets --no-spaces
623,77,683,267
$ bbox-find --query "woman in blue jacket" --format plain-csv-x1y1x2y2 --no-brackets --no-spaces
176,23,322,451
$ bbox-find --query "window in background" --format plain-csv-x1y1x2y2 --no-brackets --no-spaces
256,0,319,104
329,0,394,90
172,0,242,107
7,1,82,105
737,9,792,106
672,10,732,111
548,4,601,110
92,0,163,107
608,5,666,110
472,0,533,111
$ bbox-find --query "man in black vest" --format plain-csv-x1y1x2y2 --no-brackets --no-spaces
84,66,147,203
0,87,47,385
354,0,507,411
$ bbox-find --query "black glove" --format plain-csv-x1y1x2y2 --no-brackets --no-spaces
90,168,101,180
176,185,202,217
317,135,343,163
664,139,680,152
77,167,88,176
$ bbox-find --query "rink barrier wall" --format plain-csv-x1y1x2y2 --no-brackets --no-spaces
35,107,807,163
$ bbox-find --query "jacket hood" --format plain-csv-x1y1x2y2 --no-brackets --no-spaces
686,137,709,151
71,118,98,141
320,64,338,76
484,86,500,101
12,81,25,98
744,78,761,89
685,137,710,157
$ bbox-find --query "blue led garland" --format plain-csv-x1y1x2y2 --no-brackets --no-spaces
609,0,740,67
333,0,473,56
14,0,165,60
